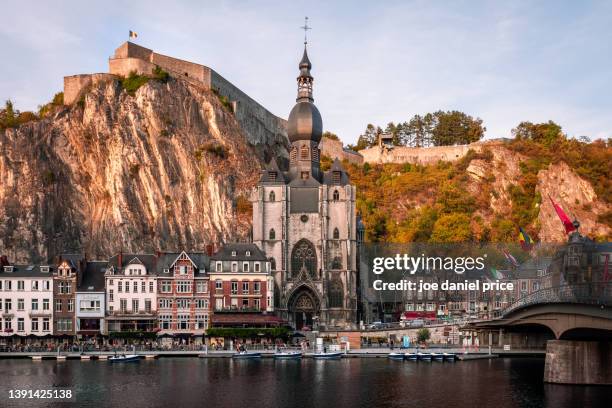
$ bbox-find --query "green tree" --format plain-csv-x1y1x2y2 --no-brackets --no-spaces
0,100,18,129
417,328,431,343
431,110,485,146
354,124,381,150
511,120,564,146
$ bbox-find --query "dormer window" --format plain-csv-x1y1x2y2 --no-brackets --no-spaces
231,251,236,257
300,145,309,160
163,268,169,274
4,266,13,273
40,266,49,273
216,261,222,272
246,251,251,257
301,171,309,180
268,172,277,182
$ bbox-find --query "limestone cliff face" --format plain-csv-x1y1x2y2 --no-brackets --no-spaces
0,77,288,262
466,146,611,241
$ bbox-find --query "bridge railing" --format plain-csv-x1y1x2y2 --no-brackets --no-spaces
502,281,612,317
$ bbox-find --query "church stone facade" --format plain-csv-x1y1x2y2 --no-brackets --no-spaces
252,45,359,330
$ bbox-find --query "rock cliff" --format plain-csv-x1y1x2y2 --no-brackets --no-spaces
0,76,288,262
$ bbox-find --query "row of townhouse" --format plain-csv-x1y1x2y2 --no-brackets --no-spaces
0,244,276,342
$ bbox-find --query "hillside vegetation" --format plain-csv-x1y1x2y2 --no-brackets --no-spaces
335,123,611,243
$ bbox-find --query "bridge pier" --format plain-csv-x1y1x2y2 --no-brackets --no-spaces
544,340,611,385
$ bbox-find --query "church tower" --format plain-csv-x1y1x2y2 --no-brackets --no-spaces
252,40,358,330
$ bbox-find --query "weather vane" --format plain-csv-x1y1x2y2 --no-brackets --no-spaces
300,16,311,45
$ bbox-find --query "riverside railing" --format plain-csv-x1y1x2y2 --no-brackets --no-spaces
501,281,612,317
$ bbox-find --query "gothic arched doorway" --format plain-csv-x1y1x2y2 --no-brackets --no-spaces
288,286,320,330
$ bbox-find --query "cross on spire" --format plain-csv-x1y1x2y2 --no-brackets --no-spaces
300,16,311,45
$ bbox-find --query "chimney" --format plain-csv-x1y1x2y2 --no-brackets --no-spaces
118,251,123,270
206,244,213,257
0,255,9,267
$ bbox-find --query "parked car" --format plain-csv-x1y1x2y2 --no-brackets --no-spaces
409,319,424,328
368,321,384,330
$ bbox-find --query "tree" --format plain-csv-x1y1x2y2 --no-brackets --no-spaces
354,124,382,150
403,114,434,147
417,328,431,343
430,213,472,243
0,100,18,129
431,110,485,146
511,121,564,146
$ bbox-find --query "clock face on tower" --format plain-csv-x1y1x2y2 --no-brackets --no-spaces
300,214,309,223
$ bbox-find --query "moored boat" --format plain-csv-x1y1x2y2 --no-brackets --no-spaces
417,352,432,361
431,352,444,361
109,354,141,363
232,352,262,359
443,352,456,361
274,350,303,360
388,352,405,361
405,352,418,361
312,351,343,360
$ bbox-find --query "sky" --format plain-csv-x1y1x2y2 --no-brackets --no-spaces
1,0,611,144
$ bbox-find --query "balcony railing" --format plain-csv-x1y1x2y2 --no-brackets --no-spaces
502,281,612,317
214,307,262,313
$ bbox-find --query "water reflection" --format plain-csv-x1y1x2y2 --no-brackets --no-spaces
0,358,608,408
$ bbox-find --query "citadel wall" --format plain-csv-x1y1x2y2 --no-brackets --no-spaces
359,142,486,165
318,137,363,165
64,42,287,150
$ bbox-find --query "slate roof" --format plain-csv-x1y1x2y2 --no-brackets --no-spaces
210,243,267,261
107,253,158,275
155,252,209,276
0,264,55,278
77,261,107,292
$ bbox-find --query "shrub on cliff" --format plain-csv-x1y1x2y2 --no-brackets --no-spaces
0,100,39,129
120,71,149,96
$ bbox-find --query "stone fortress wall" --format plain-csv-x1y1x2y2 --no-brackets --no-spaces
63,42,287,149
360,141,493,165
318,137,363,165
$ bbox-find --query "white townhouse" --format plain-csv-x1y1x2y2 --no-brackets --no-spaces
104,254,158,333
0,263,54,338
76,261,107,337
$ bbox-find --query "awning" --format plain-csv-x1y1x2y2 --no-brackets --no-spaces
211,313,285,326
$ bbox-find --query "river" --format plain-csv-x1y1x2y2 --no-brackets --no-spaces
0,357,608,407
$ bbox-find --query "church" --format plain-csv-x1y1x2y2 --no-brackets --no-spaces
251,42,361,330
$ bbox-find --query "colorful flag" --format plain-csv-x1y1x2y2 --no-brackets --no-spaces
129,30,138,39
503,248,519,267
518,227,534,251
549,195,576,234
490,267,505,280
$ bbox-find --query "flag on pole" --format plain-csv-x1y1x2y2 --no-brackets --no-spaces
503,248,519,267
490,267,505,280
518,227,534,251
549,195,576,234
129,30,138,39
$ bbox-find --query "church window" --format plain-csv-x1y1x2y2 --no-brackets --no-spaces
300,145,309,160
290,147,297,162
332,190,340,201
328,280,343,308
269,229,276,240
331,257,342,270
269,191,276,201
333,228,340,240
268,172,277,182
301,171,309,180
312,148,320,162
291,239,317,278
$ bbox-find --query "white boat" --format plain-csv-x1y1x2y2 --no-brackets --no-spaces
443,353,456,361
232,351,262,359
313,351,343,360
109,354,141,363
405,352,418,361
417,352,432,361
388,352,405,361
431,352,444,361
274,350,303,360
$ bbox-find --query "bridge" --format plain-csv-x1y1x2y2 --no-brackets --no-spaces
467,281,612,385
